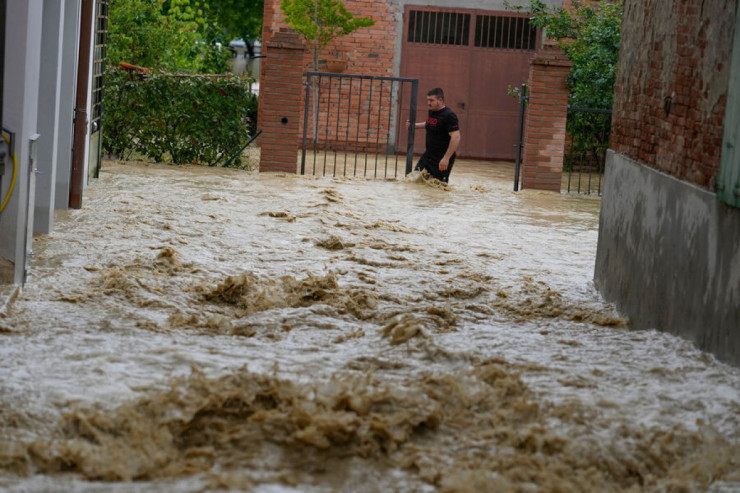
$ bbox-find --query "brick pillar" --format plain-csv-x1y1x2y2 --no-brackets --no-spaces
521,43,572,192
257,29,305,173
260,0,280,50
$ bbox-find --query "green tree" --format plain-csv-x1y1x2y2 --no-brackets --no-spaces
280,0,375,70
108,0,230,74
107,0,183,70
207,0,265,44
520,0,623,109
510,0,622,171
159,0,265,57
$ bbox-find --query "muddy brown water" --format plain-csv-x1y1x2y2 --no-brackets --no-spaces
0,158,738,492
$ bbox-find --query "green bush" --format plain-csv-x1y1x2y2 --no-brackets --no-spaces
511,0,622,171
103,68,258,166
108,0,231,74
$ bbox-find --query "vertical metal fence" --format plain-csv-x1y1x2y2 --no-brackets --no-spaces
564,107,612,196
301,72,418,178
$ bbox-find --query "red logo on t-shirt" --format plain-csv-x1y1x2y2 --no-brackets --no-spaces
426,117,438,126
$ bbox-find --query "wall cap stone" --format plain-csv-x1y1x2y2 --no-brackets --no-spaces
531,44,573,67
266,31,305,51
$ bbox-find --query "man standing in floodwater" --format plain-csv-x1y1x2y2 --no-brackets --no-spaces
407,87,461,183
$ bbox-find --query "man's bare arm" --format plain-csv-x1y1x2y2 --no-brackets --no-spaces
439,130,461,171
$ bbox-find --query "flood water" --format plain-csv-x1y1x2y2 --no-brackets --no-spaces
0,158,738,492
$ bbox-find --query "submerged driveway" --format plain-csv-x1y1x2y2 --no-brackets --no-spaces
0,159,738,492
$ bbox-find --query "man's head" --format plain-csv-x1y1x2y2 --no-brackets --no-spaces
426,88,445,111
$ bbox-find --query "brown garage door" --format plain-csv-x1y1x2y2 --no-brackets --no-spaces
400,7,540,160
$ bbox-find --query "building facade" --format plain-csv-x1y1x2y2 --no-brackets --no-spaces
1,0,102,290
260,0,563,161
595,0,740,365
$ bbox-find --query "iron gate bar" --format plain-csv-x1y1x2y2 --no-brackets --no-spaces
300,72,418,178
365,80,372,177
314,76,322,172
384,80,394,178
374,80,383,178
344,78,353,176
300,77,310,175
397,80,404,175
513,83,527,192
323,76,332,176
334,77,343,176
406,80,418,174
565,106,612,195
354,77,363,175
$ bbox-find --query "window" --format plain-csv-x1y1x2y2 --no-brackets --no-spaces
91,0,109,125
407,10,470,46
474,15,537,51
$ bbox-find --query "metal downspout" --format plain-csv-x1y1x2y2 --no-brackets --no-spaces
69,0,94,209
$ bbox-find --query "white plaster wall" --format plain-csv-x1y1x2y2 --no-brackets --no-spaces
35,0,66,233
0,0,43,285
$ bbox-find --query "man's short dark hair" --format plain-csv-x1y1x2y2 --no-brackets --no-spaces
427,87,444,100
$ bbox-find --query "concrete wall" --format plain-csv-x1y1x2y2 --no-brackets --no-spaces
595,151,740,365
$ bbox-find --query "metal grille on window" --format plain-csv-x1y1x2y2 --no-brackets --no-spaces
474,15,536,50
91,0,109,125
407,10,470,46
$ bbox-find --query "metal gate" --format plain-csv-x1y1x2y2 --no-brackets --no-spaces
512,85,612,196
564,107,612,196
301,72,418,178
400,6,540,160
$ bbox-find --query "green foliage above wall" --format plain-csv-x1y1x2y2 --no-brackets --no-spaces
280,0,375,69
522,0,623,109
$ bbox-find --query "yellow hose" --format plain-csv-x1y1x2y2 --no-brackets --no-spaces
0,133,18,213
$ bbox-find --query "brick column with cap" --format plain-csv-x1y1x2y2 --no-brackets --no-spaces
257,29,305,173
521,43,573,192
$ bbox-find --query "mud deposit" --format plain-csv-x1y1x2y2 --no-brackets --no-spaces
0,159,738,492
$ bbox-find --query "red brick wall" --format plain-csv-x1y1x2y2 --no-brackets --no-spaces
610,0,736,190
262,0,397,76
260,0,399,157
521,43,572,191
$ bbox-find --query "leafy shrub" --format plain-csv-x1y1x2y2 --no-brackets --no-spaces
108,0,231,74
512,0,622,171
104,68,258,166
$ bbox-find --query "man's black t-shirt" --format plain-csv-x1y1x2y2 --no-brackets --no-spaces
425,106,460,159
